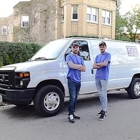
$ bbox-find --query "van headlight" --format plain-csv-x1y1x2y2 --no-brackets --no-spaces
18,72,30,78
15,72,30,88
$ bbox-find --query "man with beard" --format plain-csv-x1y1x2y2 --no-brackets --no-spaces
93,41,111,121
66,42,86,123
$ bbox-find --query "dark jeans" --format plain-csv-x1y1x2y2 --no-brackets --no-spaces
68,78,81,115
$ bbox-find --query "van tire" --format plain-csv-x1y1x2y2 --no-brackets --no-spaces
34,85,64,117
127,78,140,99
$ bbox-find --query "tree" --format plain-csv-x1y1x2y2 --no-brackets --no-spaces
13,0,61,44
133,5,140,41
123,4,140,42
115,0,129,41
115,0,122,36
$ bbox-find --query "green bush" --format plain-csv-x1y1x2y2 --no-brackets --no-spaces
66,35,99,38
0,42,42,67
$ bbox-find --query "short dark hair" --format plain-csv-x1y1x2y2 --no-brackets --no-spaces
72,42,79,47
99,41,106,46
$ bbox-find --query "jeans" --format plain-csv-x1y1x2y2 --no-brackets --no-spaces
68,78,81,115
95,79,108,112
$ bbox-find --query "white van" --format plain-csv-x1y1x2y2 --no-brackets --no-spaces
0,38,140,117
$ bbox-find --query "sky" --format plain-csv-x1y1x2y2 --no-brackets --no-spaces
120,0,140,15
0,0,30,18
0,0,140,18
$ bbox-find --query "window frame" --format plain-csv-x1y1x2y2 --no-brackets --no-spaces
21,15,29,28
65,40,90,61
1,26,7,36
71,5,78,21
102,10,112,25
61,6,64,22
87,7,91,21
87,6,98,23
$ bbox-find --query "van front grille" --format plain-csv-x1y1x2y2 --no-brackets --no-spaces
0,71,13,88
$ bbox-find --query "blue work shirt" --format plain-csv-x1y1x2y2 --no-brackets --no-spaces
95,52,111,80
66,53,85,83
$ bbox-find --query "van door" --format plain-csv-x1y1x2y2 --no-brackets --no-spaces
64,40,95,94
89,40,139,90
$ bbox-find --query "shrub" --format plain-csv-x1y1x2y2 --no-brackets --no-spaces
66,35,99,38
0,42,42,67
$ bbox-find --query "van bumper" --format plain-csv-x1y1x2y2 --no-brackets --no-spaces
0,87,35,104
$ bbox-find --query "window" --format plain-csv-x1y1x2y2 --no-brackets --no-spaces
79,41,90,61
72,5,78,20
2,26,7,35
87,7,91,20
65,40,90,61
21,16,29,28
87,7,98,23
61,7,64,21
92,8,98,22
102,10,105,24
31,39,70,60
102,10,111,25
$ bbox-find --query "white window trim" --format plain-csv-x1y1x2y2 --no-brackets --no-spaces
102,10,112,25
71,5,78,21
21,15,29,28
1,26,7,36
87,7,91,22
61,6,64,22
87,7,98,24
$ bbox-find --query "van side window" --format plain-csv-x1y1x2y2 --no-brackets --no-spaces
65,40,90,61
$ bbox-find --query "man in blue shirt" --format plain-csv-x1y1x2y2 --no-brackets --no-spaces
93,41,111,121
66,42,86,123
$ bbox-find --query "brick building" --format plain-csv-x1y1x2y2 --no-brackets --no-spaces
0,0,116,45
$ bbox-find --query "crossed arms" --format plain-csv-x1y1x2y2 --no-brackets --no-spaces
93,60,109,69
68,62,86,72
68,60,108,71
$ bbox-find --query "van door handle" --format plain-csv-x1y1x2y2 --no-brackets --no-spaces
91,69,94,74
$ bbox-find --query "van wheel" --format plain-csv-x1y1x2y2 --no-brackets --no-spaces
34,85,64,117
127,78,140,99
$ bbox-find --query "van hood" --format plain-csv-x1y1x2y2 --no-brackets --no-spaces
0,60,57,71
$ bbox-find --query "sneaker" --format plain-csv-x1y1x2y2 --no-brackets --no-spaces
68,115,75,123
97,110,107,116
99,111,106,121
73,113,80,119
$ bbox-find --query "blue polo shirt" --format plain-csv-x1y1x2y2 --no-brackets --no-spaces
95,52,111,80
66,53,85,83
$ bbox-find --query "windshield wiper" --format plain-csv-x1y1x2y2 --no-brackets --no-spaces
34,57,48,60
34,57,55,61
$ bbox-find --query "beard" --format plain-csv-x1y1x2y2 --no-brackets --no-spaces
73,51,78,54
101,50,105,53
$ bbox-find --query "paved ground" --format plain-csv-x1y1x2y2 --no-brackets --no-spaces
0,91,140,140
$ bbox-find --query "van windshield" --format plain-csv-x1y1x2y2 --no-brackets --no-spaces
31,39,69,60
